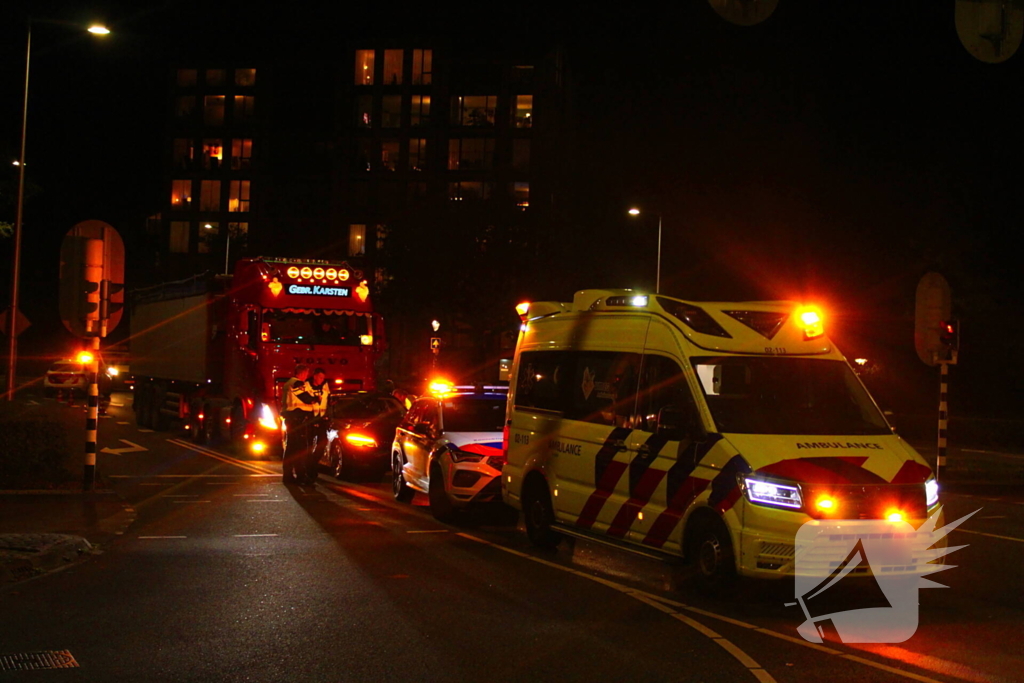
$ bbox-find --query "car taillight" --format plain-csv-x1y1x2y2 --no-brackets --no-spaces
344,433,377,448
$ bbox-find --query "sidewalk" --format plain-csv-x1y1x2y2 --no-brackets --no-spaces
0,489,136,586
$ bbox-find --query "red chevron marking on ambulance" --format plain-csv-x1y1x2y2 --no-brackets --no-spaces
887,459,932,484
575,461,629,530
607,468,668,538
642,476,711,549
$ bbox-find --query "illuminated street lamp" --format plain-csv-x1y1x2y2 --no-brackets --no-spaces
627,207,662,294
5,19,110,400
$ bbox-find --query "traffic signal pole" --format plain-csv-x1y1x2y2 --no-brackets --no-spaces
936,361,949,481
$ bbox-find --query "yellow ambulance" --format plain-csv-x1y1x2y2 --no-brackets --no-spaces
502,290,940,583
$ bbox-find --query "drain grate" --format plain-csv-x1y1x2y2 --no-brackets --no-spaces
0,650,79,671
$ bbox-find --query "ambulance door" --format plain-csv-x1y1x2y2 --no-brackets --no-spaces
624,357,707,554
553,350,643,534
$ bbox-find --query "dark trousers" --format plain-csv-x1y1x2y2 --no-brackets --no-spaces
283,410,315,483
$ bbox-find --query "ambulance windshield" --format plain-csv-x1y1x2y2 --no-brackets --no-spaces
262,310,370,345
692,357,890,435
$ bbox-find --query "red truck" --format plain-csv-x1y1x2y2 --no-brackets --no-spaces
130,257,385,455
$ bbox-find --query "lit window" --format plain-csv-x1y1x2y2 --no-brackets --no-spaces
355,50,375,85
514,95,533,128
202,139,223,170
349,224,366,256
174,96,195,119
176,69,197,87
448,138,495,170
448,181,493,201
171,180,192,210
234,96,255,122
381,95,402,128
235,68,256,87
173,139,194,170
383,49,403,85
229,180,250,212
230,139,253,170
411,95,430,126
199,222,219,254
200,181,221,212
204,96,225,126
512,139,530,171
206,69,225,86
451,96,497,126
409,138,427,171
356,95,372,127
169,221,190,253
412,49,432,85
381,140,399,171
514,181,529,210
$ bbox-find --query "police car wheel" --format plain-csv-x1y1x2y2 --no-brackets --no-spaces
523,483,561,549
428,463,456,523
392,453,414,503
332,442,350,480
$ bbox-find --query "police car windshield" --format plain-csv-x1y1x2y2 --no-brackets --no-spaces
442,397,506,433
691,357,890,436
263,310,369,345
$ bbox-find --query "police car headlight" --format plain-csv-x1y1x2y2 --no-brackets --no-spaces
925,477,939,508
448,447,483,463
258,404,279,430
742,476,803,510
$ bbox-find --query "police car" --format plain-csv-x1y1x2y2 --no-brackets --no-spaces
391,382,507,521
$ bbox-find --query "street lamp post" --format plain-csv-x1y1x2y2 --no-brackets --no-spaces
5,19,109,401
205,223,231,274
628,208,662,294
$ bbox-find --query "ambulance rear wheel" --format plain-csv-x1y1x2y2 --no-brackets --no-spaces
690,517,737,588
523,481,561,550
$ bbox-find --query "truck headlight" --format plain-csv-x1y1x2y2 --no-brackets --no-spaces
742,476,803,509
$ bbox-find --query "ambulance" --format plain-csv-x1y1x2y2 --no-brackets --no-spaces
502,290,940,583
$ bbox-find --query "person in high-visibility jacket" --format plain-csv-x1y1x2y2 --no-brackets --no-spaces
281,364,318,484
306,367,332,480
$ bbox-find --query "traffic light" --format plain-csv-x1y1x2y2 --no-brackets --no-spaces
939,320,959,350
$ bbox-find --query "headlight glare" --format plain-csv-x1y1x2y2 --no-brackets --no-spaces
743,477,802,509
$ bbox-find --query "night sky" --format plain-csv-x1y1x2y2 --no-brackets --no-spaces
2,1,1022,418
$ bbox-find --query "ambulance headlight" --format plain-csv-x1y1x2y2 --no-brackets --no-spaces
925,477,939,508
742,476,802,509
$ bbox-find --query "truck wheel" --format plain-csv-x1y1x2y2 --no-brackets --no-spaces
428,462,457,523
135,386,151,428
149,387,167,431
392,452,414,503
689,516,737,590
523,480,561,549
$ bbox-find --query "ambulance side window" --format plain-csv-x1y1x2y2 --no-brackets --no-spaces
564,352,641,427
636,355,698,436
515,351,570,413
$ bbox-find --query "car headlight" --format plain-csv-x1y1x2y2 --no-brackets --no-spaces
742,476,803,509
925,477,939,508
258,403,279,430
106,366,119,377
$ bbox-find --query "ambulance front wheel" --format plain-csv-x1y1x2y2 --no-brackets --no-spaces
689,515,737,588
523,480,561,550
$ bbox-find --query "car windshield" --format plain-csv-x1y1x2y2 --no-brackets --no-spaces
262,310,370,345
691,357,890,436
330,395,401,419
50,362,82,372
442,397,506,433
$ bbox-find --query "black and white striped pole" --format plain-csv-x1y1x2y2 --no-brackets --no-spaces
936,361,949,480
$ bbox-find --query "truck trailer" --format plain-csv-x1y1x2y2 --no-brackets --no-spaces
130,257,384,455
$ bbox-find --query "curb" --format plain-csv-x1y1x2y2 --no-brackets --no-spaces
0,534,96,585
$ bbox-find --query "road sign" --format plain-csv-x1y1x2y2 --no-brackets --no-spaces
915,272,951,366
59,220,125,337
431,337,441,350
0,308,31,337
956,0,1023,63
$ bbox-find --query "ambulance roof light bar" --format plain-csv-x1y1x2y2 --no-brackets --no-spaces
795,305,824,339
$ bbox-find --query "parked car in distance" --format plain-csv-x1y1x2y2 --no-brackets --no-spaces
44,359,89,398
392,385,507,522
318,392,406,480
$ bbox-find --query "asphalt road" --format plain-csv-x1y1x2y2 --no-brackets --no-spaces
2,394,1022,682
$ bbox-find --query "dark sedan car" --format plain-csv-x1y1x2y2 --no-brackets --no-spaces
316,392,406,480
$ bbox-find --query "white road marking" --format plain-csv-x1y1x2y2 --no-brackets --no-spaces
956,528,1024,543
962,448,1024,460
167,438,276,474
246,499,285,503
117,421,130,424
234,534,279,537
137,429,154,433
101,439,148,455
139,536,186,539
233,493,270,497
